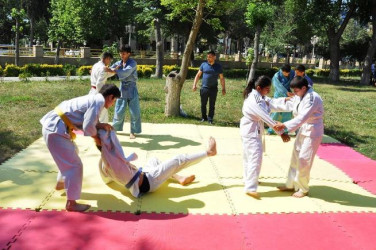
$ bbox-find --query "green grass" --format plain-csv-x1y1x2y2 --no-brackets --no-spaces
0,77,375,164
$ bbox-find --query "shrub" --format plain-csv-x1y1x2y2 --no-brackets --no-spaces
63,64,77,76
0,65,3,76
77,65,92,76
4,64,21,77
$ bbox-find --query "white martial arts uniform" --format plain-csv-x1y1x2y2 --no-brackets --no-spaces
240,89,282,193
89,60,115,123
40,94,105,200
270,88,324,193
98,130,207,198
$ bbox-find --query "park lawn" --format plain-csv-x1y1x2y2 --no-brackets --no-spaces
0,77,375,164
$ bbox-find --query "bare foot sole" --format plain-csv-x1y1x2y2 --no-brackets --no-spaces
292,191,308,198
207,137,217,156
66,201,91,212
246,191,260,199
178,175,196,186
277,186,294,192
55,181,65,190
130,133,136,139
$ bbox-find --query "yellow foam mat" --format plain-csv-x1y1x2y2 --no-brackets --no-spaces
2,122,375,215
222,178,322,214
0,167,56,209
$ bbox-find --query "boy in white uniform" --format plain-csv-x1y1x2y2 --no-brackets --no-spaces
89,52,119,122
240,76,290,198
272,76,324,198
40,84,121,211
97,129,217,198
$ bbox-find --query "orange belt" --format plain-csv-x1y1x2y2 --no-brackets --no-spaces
54,107,77,140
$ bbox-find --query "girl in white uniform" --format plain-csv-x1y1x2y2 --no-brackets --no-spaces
240,76,290,198
272,76,324,198
40,84,120,212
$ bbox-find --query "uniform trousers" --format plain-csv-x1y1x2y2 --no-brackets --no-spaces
285,132,322,193
241,135,263,192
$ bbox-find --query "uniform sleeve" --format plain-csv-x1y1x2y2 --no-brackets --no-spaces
268,97,295,112
272,74,288,97
95,67,108,87
82,97,103,136
284,95,317,132
116,60,137,80
253,102,283,135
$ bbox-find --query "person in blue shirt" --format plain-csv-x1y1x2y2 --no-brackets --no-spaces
267,64,295,134
295,64,313,88
108,45,141,139
371,62,376,86
192,50,226,124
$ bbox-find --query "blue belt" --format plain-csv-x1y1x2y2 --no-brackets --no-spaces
125,168,142,189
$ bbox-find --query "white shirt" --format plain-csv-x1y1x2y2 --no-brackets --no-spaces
270,88,324,137
90,61,115,92
40,94,105,137
240,89,282,137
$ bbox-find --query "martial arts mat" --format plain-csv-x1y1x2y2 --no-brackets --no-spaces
1,123,376,249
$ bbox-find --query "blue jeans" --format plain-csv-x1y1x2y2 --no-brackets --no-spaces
112,92,142,133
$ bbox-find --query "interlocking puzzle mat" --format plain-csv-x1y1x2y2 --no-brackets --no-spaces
1,123,376,249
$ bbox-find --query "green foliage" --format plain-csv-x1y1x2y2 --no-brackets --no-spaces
103,42,120,60
0,65,3,76
4,64,21,77
245,1,275,29
245,47,254,66
137,65,153,78
77,65,92,76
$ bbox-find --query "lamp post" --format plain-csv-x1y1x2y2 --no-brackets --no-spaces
311,35,319,59
125,24,135,46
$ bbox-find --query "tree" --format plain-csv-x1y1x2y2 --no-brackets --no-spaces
23,0,49,46
10,7,26,66
245,0,275,82
308,0,356,82
161,0,206,116
360,0,376,85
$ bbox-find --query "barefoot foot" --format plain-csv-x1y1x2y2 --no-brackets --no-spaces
292,191,308,198
277,186,294,192
130,133,136,139
66,200,91,212
174,174,196,186
55,181,65,190
246,191,260,199
206,137,217,156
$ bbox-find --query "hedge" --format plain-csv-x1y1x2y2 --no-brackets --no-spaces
0,63,364,79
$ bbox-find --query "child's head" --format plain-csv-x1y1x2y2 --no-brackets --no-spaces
281,64,291,77
99,84,121,108
290,76,309,97
101,52,114,66
119,44,132,61
295,64,306,77
243,75,272,99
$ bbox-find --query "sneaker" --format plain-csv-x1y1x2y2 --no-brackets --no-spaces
200,119,207,122
208,120,213,125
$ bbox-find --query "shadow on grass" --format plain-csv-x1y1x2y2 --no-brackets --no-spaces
0,130,25,164
324,127,371,148
119,134,201,151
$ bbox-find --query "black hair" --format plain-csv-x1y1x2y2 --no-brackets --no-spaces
101,52,113,60
99,83,121,98
281,64,291,72
295,64,306,72
208,50,216,56
290,76,309,89
243,75,271,99
119,44,132,53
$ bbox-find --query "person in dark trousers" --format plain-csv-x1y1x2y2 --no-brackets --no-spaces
192,51,226,124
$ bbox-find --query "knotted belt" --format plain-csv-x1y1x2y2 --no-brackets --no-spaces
54,107,77,141
125,167,143,189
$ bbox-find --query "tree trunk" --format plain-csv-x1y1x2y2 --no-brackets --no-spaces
55,40,61,64
248,26,261,83
164,72,183,116
29,16,34,47
154,18,164,78
327,4,355,82
328,34,340,82
361,0,376,85
164,0,205,117
15,19,20,66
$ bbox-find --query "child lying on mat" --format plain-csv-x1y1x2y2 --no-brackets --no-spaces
95,129,217,197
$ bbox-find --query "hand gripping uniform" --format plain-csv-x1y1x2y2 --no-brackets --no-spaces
98,130,208,197
240,89,282,192
40,94,105,200
270,88,324,193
